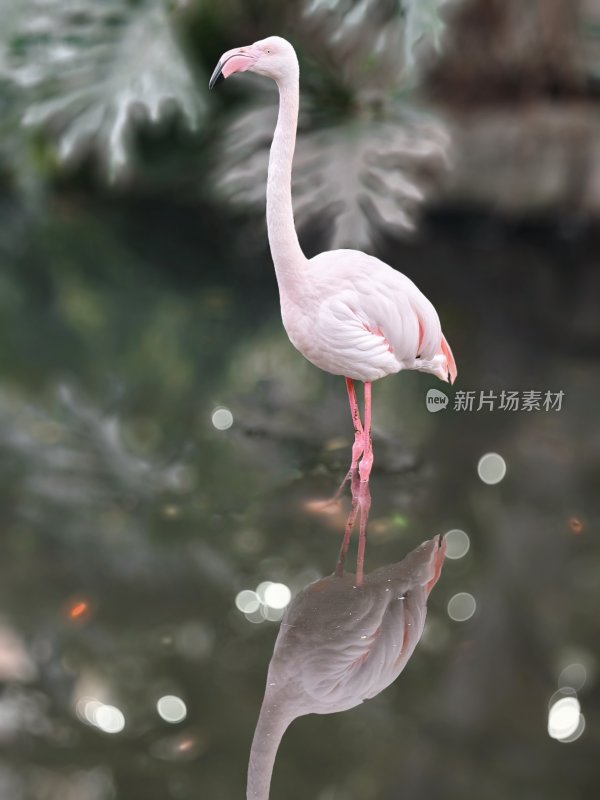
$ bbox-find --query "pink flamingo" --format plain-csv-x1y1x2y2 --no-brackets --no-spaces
246,529,447,799
209,37,456,495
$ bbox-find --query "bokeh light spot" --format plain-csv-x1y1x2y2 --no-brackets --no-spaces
236,582,294,624
66,599,92,623
211,407,233,430
76,697,102,726
150,733,204,762
444,529,470,560
255,581,274,603
558,714,586,744
548,697,581,741
263,583,291,610
157,695,187,724
235,590,260,614
568,517,583,534
68,601,88,619
261,605,285,622
95,705,125,734
477,452,506,484
447,592,476,622
244,608,265,624
558,663,587,692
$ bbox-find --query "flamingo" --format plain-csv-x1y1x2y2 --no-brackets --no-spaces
246,526,447,799
209,37,457,496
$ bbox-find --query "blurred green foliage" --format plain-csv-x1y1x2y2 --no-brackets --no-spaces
0,0,454,247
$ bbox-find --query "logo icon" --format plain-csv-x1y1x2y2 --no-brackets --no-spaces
426,388,448,413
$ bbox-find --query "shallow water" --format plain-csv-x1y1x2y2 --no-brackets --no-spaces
0,197,598,800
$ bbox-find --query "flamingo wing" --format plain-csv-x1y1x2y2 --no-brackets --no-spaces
300,294,399,381
307,250,455,381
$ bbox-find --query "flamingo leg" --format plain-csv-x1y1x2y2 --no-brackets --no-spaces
335,468,360,577
346,377,365,469
335,470,372,587
329,378,365,504
355,478,371,586
358,381,373,483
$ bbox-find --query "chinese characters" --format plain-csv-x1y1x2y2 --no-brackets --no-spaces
452,390,564,412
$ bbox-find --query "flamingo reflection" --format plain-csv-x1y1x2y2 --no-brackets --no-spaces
335,467,372,586
246,481,446,799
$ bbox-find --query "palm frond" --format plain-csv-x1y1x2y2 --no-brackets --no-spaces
216,97,449,249
1,0,204,179
214,0,452,249
303,0,453,80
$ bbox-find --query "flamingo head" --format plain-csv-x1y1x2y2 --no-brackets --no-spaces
209,36,298,89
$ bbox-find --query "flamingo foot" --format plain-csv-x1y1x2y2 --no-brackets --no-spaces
315,427,364,513
328,430,365,504
358,435,373,483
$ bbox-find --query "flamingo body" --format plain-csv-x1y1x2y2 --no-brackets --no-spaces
283,248,455,383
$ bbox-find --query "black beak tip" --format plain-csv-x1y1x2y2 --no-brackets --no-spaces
209,62,224,90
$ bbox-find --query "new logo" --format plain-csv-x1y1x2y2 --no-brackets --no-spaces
426,388,449,412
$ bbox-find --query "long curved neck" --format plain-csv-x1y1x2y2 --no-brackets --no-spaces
267,68,306,294
246,692,294,800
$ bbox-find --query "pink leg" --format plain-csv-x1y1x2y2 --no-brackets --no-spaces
335,469,360,577
355,479,371,586
329,378,365,504
346,378,365,470
335,470,371,587
358,382,373,483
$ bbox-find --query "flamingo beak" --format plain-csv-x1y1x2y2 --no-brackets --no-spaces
209,46,257,89
208,60,224,90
